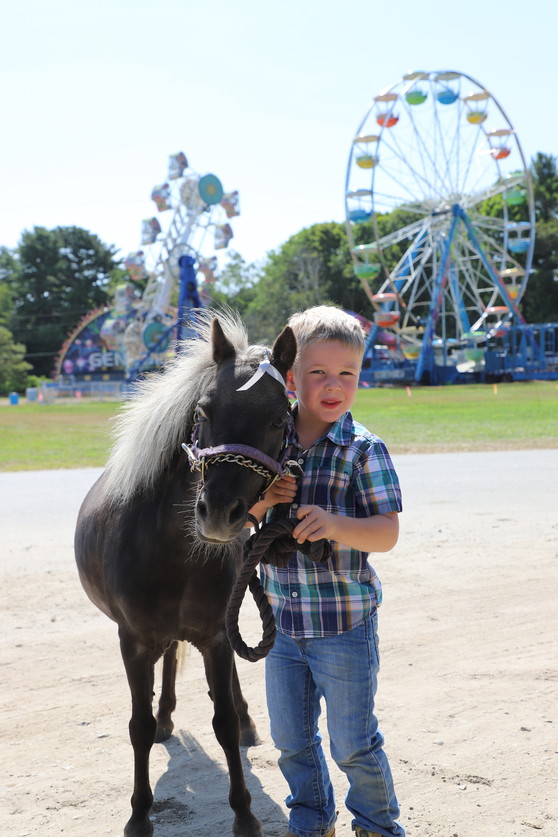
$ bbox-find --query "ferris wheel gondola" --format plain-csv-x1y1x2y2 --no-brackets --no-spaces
345,70,535,384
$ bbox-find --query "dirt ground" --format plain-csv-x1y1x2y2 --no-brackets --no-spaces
1,450,557,837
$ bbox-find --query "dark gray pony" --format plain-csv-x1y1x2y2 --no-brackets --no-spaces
75,311,296,837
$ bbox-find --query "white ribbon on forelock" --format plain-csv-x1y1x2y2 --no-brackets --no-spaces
236,359,286,391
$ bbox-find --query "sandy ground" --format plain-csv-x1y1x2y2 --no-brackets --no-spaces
1,450,557,837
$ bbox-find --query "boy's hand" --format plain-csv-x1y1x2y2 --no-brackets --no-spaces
247,476,298,526
293,505,336,543
264,475,298,508
294,506,399,552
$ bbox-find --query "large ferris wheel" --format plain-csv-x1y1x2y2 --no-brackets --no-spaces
345,70,535,384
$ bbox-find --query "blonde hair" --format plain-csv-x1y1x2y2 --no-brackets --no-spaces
287,305,366,358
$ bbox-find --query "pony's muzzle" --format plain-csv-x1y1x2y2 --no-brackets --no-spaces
195,489,248,543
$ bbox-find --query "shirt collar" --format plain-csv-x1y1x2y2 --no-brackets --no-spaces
325,411,355,446
289,404,355,449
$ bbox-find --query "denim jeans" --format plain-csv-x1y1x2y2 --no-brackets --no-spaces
265,613,405,837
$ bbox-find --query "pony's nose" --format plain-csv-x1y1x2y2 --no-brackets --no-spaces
226,498,246,527
196,491,248,541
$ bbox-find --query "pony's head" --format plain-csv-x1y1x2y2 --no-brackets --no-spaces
191,318,296,543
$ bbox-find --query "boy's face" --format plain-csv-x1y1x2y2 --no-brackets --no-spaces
287,339,362,428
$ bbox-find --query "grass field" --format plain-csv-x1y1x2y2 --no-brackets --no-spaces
0,381,557,471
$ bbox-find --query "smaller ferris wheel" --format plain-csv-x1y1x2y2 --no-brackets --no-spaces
55,152,239,385
345,70,535,383
118,153,239,378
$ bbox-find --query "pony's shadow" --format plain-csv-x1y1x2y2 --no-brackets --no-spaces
151,729,288,836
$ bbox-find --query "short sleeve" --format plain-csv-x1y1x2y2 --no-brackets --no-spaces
353,438,402,516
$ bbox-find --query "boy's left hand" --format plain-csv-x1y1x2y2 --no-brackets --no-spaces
293,505,335,543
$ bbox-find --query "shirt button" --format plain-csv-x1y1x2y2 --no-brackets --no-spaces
298,458,304,465
291,502,298,509
291,591,298,598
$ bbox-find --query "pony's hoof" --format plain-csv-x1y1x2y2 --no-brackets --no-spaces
233,811,263,837
154,719,174,742
124,814,154,837
240,725,261,747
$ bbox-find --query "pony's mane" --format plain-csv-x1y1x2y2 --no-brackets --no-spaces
102,310,263,506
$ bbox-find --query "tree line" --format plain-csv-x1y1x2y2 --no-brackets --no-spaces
1,152,557,394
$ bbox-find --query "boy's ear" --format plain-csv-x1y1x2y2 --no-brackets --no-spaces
286,370,296,390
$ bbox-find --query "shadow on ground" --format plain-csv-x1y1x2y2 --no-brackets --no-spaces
151,730,288,836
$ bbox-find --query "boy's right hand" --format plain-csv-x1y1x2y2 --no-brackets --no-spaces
247,475,298,526
263,474,298,508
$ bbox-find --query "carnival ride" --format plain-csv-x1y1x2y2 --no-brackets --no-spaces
345,70,558,384
56,152,239,383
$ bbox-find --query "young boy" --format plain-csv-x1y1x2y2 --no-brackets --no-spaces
250,306,405,837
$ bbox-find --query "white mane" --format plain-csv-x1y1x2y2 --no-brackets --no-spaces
102,309,255,506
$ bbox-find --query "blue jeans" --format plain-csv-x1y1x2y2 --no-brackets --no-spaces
265,613,405,837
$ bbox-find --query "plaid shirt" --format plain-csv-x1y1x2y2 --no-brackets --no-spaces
261,409,402,638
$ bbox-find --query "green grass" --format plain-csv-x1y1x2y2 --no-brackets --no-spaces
353,380,558,454
0,401,117,471
1,381,557,471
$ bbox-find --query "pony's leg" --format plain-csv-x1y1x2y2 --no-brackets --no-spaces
155,641,178,742
231,660,261,747
119,628,157,837
203,636,262,837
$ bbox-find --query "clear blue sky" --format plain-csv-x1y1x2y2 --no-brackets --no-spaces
2,0,555,269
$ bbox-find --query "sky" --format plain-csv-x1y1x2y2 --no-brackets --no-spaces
2,0,557,273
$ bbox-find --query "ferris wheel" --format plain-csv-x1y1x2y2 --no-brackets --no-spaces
345,70,535,383
105,152,239,379
54,152,239,386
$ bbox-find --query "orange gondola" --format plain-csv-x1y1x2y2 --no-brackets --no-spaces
377,114,399,128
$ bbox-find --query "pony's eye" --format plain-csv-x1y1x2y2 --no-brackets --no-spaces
194,406,208,423
271,416,287,429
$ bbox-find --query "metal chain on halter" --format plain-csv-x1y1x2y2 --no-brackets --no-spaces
202,452,276,484
225,517,332,662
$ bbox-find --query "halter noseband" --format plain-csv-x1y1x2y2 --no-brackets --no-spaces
181,438,300,492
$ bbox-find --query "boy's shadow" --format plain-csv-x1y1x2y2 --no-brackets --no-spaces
151,729,288,836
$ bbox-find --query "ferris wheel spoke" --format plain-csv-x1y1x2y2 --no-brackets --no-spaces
379,132,448,203
374,217,431,250
464,175,529,217
404,101,450,198
457,129,487,198
431,90,461,196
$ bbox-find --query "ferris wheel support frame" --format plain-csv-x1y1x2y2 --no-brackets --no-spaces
415,204,529,383
415,211,460,382
458,208,525,324
176,254,197,345
124,254,200,382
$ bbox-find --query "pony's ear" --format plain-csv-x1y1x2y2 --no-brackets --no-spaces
270,326,297,380
211,318,236,365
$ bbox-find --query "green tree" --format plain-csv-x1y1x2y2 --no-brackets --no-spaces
531,152,558,222
6,226,120,376
243,222,368,343
0,325,32,395
523,153,558,322
209,251,260,316
0,247,18,325
523,218,558,322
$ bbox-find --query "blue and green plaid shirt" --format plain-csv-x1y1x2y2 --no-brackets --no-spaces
261,409,402,638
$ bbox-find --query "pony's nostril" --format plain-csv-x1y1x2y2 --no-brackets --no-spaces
228,498,246,527
197,497,208,520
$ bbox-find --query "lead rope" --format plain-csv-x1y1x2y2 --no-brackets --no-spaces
225,516,331,662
